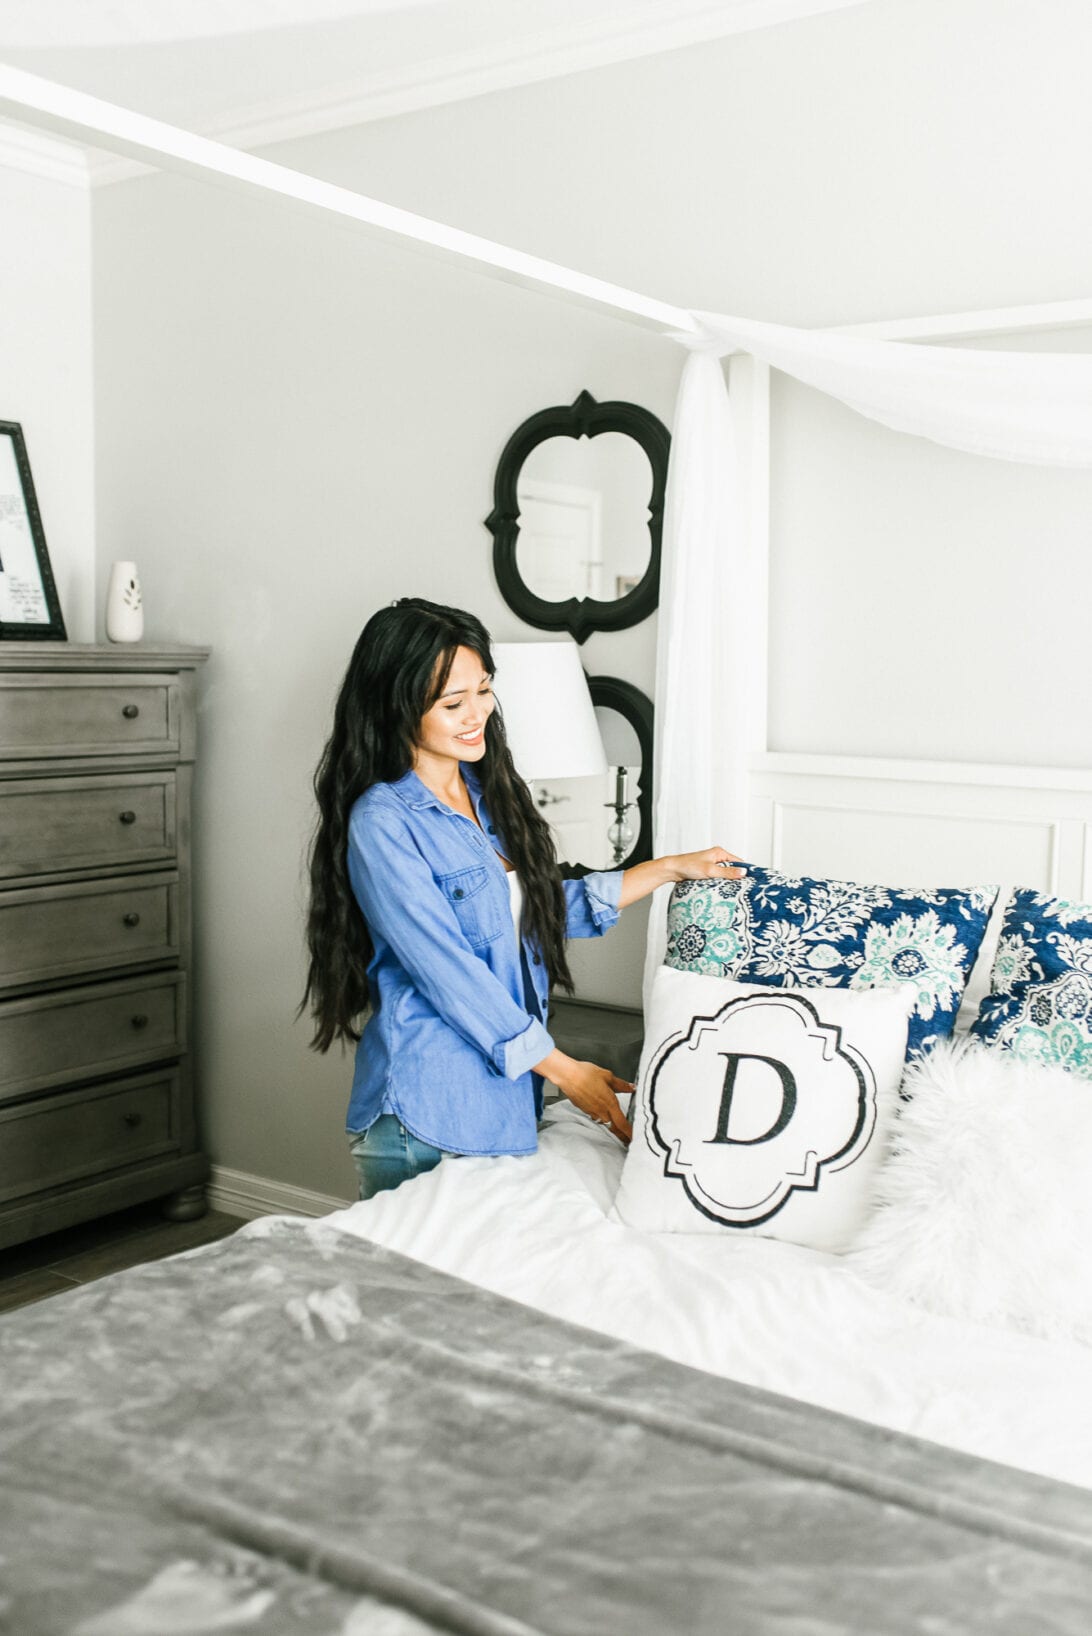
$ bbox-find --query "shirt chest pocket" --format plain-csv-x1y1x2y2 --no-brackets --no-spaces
437,864,506,950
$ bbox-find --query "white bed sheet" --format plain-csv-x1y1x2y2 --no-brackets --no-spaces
324,1104,1092,1490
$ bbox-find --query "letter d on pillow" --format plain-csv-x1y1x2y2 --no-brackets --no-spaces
612,968,914,1252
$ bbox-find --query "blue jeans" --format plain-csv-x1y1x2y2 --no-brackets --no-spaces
347,1114,444,1201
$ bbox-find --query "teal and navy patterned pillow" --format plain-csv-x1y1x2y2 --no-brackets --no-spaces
665,868,998,1058
970,890,1092,1078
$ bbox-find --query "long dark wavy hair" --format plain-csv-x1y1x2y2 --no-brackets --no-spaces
302,597,574,1051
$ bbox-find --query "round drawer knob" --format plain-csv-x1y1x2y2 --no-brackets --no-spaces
123,912,141,928
119,810,136,825
122,704,140,720
130,1014,149,1030
122,1112,142,1128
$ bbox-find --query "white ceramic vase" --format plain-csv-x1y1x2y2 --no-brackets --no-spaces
105,561,144,643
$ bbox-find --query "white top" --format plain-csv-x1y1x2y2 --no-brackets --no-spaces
506,868,523,942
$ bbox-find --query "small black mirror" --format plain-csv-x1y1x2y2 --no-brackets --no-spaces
541,676,654,876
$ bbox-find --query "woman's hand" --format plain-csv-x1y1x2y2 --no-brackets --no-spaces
535,1049,633,1144
617,846,745,909
668,846,746,882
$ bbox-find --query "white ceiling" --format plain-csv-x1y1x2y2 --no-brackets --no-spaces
0,0,872,171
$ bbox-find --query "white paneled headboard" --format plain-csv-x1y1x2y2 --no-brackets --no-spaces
748,751,1092,899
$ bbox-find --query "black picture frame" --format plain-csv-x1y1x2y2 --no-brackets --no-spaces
561,675,654,877
0,421,66,641
485,390,670,644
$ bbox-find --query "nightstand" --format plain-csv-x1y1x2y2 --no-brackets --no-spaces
546,997,644,1088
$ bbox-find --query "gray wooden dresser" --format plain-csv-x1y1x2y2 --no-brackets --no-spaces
0,643,209,1250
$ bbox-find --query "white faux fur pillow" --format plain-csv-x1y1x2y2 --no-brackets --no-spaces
848,1037,1092,1345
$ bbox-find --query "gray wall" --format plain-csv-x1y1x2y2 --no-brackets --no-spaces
92,0,1092,1196
769,327,1092,767
92,174,676,1199
0,161,94,640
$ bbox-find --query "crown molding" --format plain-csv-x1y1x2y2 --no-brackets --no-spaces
85,0,869,186
0,117,90,186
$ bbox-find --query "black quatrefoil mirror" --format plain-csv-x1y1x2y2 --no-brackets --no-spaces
485,391,670,643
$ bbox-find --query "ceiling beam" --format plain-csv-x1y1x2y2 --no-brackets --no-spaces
0,62,701,337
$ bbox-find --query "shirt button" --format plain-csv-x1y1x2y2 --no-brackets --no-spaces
453,888,464,900
533,954,542,966
488,825,496,834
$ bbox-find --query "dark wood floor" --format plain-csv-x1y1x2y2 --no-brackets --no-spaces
0,1200,244,1315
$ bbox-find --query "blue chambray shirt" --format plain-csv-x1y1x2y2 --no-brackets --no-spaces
346,765,623,1156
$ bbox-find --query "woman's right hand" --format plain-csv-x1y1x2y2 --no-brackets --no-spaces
535,1049,633,1144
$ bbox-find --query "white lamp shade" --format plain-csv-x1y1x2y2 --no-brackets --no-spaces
491,642,608,782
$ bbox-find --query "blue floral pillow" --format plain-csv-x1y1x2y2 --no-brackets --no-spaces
665,868,998,1058
970,889,1092,1078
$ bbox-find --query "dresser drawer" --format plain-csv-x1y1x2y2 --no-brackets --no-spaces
0,872,179,990
0,674,177,759
0,773,175,880
0,973,185,1102
0,1069,180,1205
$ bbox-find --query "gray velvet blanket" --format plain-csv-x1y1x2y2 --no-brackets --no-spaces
2,1216,1091,1636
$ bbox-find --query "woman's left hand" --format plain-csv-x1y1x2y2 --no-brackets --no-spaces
668,846,745,882
617,845,745,910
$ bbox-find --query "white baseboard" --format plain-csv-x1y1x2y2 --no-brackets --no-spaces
207,1164,353,1222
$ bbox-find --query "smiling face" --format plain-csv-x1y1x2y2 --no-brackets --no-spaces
414,644,495,771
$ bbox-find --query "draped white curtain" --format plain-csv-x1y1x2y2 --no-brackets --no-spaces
643,313,1092,1011
642,348,745,1011
692,311,1092,468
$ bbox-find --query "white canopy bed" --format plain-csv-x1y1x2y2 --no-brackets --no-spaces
2,61,1092,1636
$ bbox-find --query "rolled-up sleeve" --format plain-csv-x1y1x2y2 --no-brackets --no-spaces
563,869,623,939
349,805,554,1079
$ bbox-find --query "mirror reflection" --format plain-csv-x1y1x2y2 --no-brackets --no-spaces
515,433,654,605
536,705,643,871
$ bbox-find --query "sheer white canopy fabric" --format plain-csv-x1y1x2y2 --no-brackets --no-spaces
643,315,1092,1011
691,311,1092,469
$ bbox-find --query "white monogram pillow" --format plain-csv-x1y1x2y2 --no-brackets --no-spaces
611,969,914,1252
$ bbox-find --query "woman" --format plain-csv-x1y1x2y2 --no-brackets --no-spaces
302,597,741,1200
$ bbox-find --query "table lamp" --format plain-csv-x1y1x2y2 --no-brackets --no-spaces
491,641,607,783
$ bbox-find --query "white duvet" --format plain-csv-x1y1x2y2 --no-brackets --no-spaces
324,1104,1092,1491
